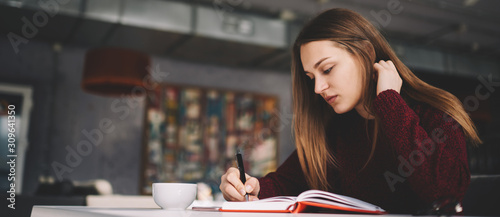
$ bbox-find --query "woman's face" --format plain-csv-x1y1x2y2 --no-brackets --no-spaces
300,40,364,115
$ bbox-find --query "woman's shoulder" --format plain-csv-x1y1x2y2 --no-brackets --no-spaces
408,99,457,130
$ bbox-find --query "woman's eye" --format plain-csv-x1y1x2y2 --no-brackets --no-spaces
323,66,333,74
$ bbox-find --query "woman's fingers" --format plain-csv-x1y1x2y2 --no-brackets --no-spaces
244,176,260,196
220,167,260,201
220,167,244,201
248,195,260,201
374,60,402,95
221,180,245,201
226,168,246,196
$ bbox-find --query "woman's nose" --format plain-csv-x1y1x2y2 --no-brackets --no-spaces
314,77,328,94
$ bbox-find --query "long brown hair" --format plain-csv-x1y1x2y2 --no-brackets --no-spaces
292,8,482,190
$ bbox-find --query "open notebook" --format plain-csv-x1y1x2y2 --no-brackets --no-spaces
219,190,386,214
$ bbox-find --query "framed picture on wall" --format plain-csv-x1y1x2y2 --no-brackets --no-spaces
140,83,280,196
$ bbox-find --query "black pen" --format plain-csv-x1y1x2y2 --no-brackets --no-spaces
236,150,249,201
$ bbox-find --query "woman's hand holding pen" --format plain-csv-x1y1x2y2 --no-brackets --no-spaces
374,60,402,95
220,167,260,201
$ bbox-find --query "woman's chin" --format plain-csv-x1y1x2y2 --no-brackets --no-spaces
331,105,348,114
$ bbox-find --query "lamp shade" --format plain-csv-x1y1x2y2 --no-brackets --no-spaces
82,47,151,96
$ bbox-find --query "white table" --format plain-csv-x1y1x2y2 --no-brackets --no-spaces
31,206,416,217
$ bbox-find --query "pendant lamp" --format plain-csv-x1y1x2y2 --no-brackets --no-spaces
82,47,151,96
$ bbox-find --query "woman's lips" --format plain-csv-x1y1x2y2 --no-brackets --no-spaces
326,95,337,104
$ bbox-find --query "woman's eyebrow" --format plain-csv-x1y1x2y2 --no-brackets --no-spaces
314,57,330,69
304,57,331,74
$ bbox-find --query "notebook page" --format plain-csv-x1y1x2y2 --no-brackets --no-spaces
297,190,384,211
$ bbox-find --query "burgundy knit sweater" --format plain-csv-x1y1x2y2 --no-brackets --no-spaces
258,90,470,214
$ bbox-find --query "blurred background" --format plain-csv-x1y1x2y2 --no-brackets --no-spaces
0,0,499,216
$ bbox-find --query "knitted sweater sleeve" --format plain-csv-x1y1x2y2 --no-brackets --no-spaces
372,89,470,204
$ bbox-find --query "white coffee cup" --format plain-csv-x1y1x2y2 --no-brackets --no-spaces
152,183,197,210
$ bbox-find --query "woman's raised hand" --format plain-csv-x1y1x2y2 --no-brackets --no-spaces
220,167,260,201
374,60,403,95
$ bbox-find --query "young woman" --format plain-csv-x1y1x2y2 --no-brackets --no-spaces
219,8,481,213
